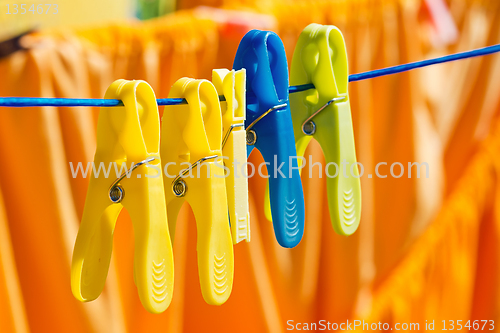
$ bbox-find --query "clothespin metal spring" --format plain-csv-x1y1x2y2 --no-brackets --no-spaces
301,97,346,135
108,157,158,203
245,103,288,146
172,155,219,197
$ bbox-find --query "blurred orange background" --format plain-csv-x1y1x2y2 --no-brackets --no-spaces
0,0,499,332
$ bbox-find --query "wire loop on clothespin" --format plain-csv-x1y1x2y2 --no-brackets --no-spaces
222,123,245,149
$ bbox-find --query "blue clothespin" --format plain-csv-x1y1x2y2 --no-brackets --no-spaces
233,30,305,248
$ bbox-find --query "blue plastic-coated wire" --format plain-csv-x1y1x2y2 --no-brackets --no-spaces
0,96,227,107
0,97,188,107
0,97,123,107
289,84,314,94
1,44,499,107
289,43,500,93
349,43,500,82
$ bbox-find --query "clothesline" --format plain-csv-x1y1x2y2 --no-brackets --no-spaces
1,43,499,108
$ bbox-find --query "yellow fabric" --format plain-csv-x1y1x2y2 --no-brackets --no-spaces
0,0,499,331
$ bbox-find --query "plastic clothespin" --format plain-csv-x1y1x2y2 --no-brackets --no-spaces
71,79,174,314
290,23,362,236
233,30,305,248
161,78,234,305
212,68,250,244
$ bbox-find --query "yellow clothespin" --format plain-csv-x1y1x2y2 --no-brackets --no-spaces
290,24,362,236
71,79,174,314
212,68,250,244
161,78,234,305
